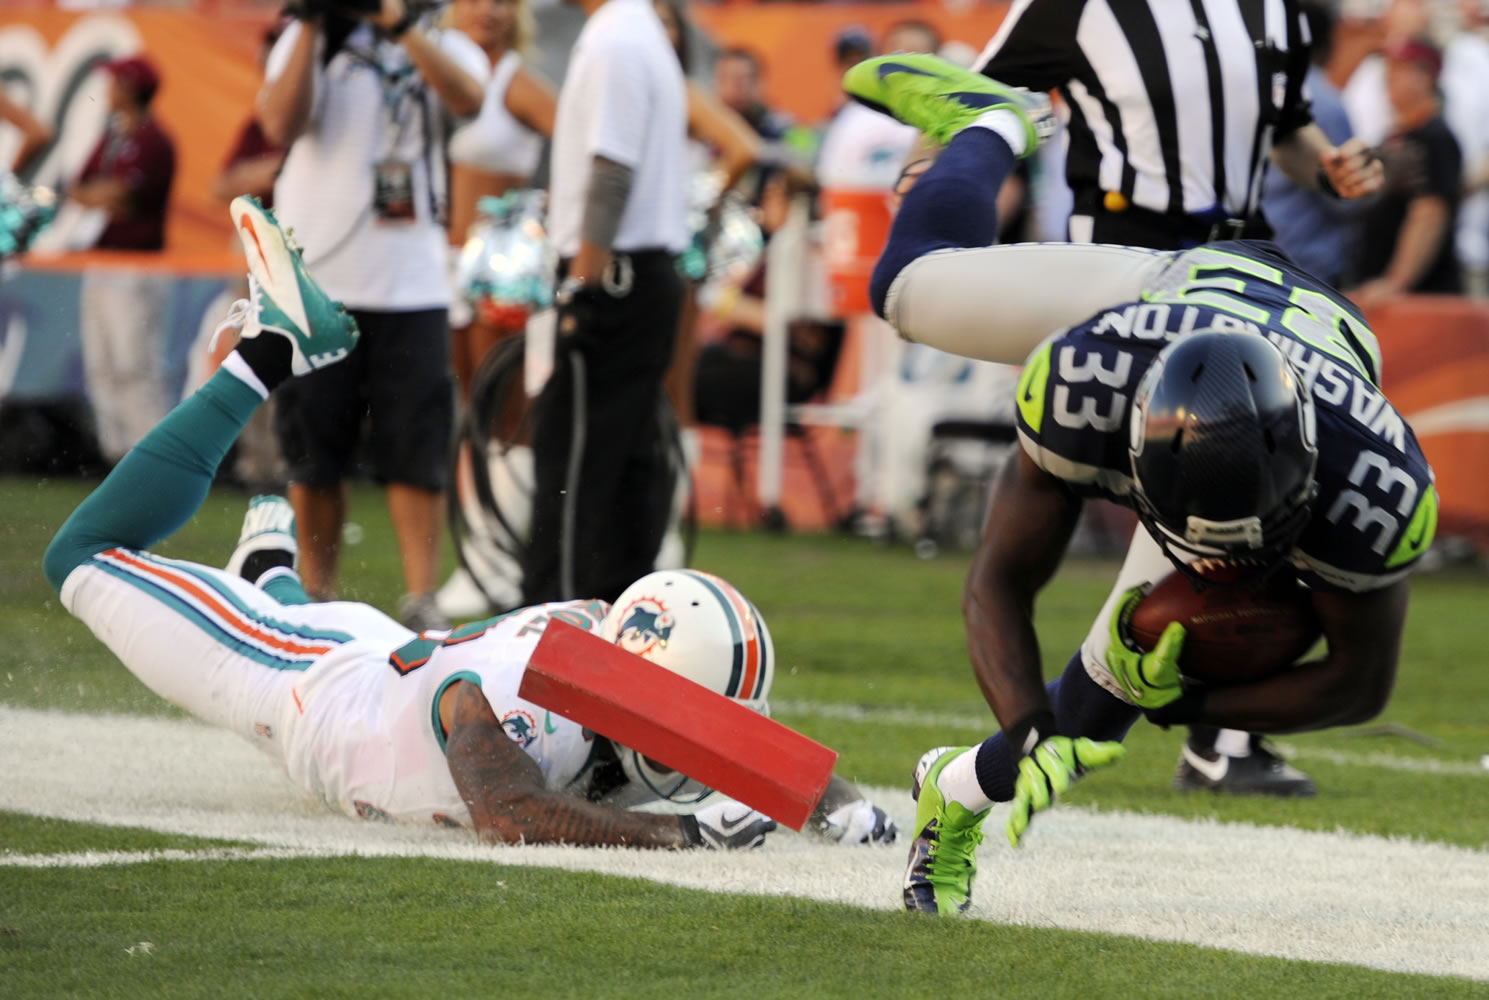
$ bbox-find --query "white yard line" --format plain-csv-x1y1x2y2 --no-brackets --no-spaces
2,706,1487,983
773,700,1489,776
0,847,335,868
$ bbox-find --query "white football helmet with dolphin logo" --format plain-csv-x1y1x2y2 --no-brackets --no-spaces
597,569,776,803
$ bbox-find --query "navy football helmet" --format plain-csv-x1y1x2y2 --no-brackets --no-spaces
1128,331,1318,584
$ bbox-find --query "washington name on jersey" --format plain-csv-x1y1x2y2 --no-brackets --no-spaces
1014,241,1438,592
280,600,611,828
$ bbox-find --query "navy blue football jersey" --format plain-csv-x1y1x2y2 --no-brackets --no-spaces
1014,241,1437,592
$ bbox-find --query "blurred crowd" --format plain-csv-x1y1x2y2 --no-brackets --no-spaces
4,0,1489,615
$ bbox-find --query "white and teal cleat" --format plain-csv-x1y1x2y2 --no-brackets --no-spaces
225,495,298,582
226,195,359,375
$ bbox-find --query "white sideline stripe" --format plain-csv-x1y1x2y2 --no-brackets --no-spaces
773,700,1489,776
0,847,333,868
2,706,1487,983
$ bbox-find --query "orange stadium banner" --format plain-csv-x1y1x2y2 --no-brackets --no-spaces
1,6,274,259
1373,298,1489,552
0,3,1010,258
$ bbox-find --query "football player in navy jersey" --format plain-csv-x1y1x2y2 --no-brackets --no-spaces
841,54,1434,915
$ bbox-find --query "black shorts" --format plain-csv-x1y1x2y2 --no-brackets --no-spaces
274,307,452,490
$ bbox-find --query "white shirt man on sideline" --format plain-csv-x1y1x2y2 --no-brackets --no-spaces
521,0,689,607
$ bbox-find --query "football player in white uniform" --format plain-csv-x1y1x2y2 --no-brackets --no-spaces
44,196,895,852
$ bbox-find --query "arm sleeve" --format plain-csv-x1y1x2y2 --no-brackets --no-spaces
581,156,634,250
974,0,1086,93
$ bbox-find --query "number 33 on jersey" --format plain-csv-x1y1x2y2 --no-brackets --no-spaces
1014,242,1437,593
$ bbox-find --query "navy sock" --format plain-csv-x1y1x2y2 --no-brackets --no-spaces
869,125,1018,317
971,652,1144,802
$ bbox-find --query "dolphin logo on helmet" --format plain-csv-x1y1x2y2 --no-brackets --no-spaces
615,600,676,656
598,569,777,803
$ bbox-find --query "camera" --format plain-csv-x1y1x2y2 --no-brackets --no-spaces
284,0,445,17
284,0,381,16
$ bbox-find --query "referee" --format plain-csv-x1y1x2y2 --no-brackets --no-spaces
975,0,1382,247
969,0,1382,796
522,0,689,606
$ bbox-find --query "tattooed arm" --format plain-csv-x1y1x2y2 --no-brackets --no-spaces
441,681,698,849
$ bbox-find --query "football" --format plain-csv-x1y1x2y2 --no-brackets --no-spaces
1127,567,1323,687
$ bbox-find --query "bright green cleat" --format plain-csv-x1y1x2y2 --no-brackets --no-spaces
842,53,1054,153
903,746,991,915
225,195,359,375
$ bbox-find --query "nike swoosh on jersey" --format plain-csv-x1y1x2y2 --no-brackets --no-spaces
1180,743,1230,784
544,712,557,734
1406,514,1430,551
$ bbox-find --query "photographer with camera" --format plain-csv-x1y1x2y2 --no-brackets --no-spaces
257,0,485,630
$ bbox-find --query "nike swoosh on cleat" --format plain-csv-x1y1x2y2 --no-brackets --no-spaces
238,213,272,278
876,61,943,80
943,92,1019,110
1180,743,1230,784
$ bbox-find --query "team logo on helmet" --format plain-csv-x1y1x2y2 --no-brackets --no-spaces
614,598,676,657
500,709,539,748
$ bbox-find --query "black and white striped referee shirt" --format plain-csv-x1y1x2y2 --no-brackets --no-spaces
975,0,1313,225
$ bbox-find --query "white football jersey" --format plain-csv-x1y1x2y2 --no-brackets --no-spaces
280,600,611,828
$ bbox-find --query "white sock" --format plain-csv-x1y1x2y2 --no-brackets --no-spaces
969,109,1029,157
254,563,297,585
1214,728,1252,758
935,747,994,812
221,352,270,400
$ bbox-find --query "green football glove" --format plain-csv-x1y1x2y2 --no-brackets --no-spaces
1107,584,1187,709
1007,737,1125,847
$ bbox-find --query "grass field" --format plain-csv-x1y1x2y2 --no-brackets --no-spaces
3,477,1488,997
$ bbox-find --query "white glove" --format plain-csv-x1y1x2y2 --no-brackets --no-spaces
686,801,776,850
820,798,898,846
